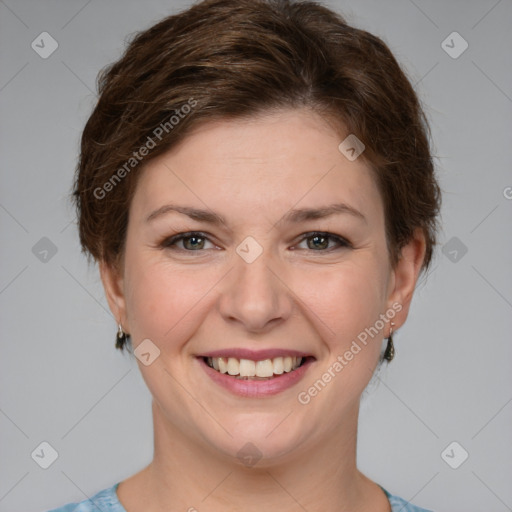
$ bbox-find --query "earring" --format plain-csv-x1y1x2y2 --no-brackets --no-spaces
384,322,395,362
116,323,128,350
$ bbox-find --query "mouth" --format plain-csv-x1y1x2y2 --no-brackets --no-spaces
196,349,316,397
201,355,314,380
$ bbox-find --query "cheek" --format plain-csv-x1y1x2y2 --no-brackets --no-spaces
294,257,389,342
123,253,220,346
288,258,390,429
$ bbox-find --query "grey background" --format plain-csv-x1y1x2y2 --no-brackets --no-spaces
1,1,511,511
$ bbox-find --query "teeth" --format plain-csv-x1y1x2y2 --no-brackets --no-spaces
239,358,256,376
218,357,228,374
255,359,273,377
227,357,239,375
206,356,303,377
273,357,284,375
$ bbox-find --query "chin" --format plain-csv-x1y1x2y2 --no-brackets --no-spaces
204,415,311,468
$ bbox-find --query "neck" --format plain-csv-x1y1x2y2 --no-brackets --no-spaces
128,399,385,512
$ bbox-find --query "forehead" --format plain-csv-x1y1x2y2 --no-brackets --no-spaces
131,109,383,227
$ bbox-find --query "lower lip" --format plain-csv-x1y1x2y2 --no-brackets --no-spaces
197,357,314,398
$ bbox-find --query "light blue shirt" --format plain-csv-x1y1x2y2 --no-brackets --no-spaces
45,482,433,511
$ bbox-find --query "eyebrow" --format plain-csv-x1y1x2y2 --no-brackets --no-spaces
145,202,367,226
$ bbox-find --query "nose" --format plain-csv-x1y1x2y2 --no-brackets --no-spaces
217,248,294,333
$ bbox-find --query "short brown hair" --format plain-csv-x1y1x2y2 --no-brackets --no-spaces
74,0,441,278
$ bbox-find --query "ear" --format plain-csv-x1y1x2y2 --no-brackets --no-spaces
385,228,426,332
99,260,129,331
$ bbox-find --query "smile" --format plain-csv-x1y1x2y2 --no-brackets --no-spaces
197,352,315,397
204,356,307,379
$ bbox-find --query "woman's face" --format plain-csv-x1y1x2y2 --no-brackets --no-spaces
101,108,424,466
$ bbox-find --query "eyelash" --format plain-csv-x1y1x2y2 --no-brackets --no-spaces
159,231,352,253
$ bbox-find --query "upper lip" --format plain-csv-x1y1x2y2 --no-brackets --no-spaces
198,348,315,360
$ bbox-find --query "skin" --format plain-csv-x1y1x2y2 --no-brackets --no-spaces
100,108,426,512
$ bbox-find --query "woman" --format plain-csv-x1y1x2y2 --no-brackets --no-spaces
48,0,441,510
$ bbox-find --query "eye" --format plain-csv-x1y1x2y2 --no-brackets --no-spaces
159,230,351,253
160,231,216,251
294,231,351,252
